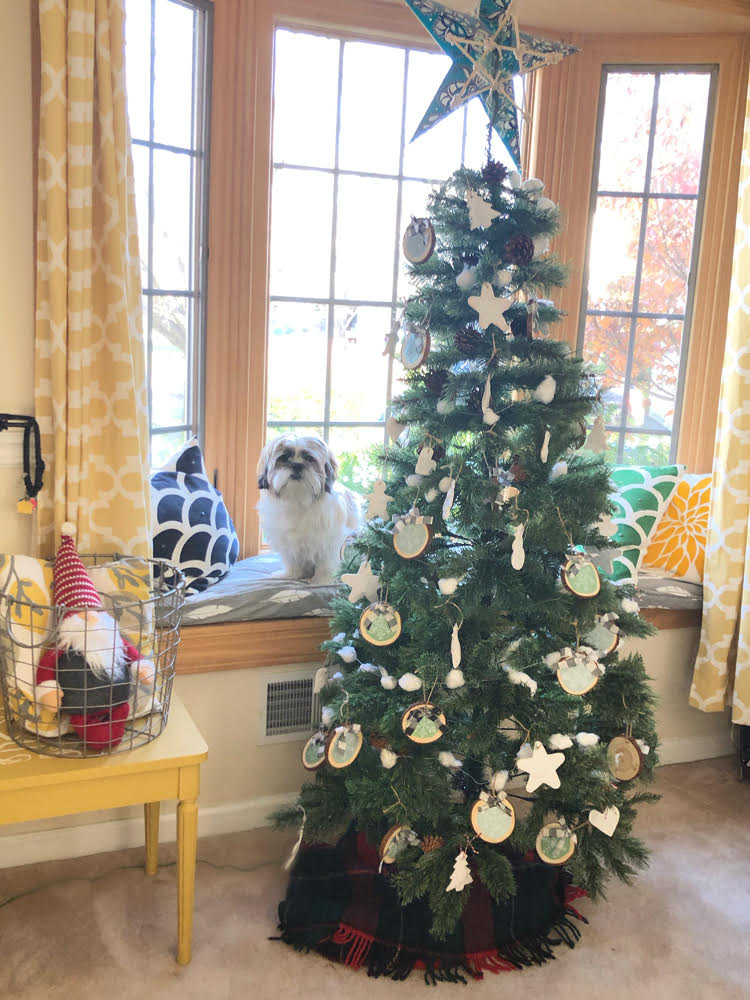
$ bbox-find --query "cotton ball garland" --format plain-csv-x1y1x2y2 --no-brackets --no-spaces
456,264,478,289
445,668,465,689
438,750,463,768
495,268,512,287
436,398,454,415
380,748,398,769
503,665,537,696
537,196,556,212
405,473,423,488
333,632,346,644
550,460,568,480
490,770,509,793
438,475,453,492
508,171,521,189
549,733,574,750
398,672,422,692
533,235,550,256
332,671,343,681
534,375,557,404
358,662,380,674
338,645,358,663
425,487,440,502
576,732,600,747
381,675,398,690
438,577,459,596
321,706,335,727
521,177,544,197
621,597,640,614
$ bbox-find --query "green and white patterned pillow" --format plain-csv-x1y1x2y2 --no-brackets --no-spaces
606,465,684,585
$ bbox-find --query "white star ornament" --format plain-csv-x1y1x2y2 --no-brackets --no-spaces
468,282,512,331
516,740,565,792
340,559,381,604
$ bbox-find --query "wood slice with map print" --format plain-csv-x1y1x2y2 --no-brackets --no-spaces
536,821,577,865
360,602,402,646
470,796,515,843
401,702,446,744
561,557,601,598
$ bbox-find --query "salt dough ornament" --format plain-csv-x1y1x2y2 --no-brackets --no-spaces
402,216,436,264
597,512,619,539
393,509,433,559
466,189,500,230
456,263,479,289
401,702,446,744
401,324,431,370
301,731,328,771
326,725,363,769
359,601,402,646
438,576,459,596
540,428,551,463
383,321,399,358
380,824,419,864
536,820,577,865
365,479,393,520
442,478,456,520
584,415,608,454
386,416,407,442
450,622,462,670
561,554,601,598
481,373,500,426
341,559,381,604
607,735,644,781
516,740,565,793
415,446,437,476
585,613,620,655
511,523,526,570
588,805,620,837
468,282,512,332
470,792,515,844
446,849,473,892
534,375,557,404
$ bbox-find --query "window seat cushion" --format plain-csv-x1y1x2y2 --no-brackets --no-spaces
635,569,703,612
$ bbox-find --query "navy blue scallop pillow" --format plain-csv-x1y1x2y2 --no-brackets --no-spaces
151,437,240,593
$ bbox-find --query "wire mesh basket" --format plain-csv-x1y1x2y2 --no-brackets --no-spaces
0,554,185,758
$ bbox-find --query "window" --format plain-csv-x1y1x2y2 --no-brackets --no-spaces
267,27,517,494
577,66,715,465
125,0,212,468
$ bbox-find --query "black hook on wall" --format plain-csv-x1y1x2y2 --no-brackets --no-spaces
0,413,45,502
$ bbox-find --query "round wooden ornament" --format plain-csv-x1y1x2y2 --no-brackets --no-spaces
401,702,446,744
561,557,601,598
606,735,644,781
556,656,602,696
536,821,577,865
400,325,431,370
393,510,433,559
359,601,402,646
301,731,328,771
379,824,418,864
326,726,364,769
470,796,515,844
402,217,436,264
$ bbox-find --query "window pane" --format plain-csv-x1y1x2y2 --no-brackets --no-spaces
639,198,696,314
402,50,461,179
581,315,630,426
152,148,192,290
628,319,682,431
131,143,150,288
338,41,405,174
622,432,672,466
152,431,188,469
153,0,195,149
651,73,711,195
328,426,384,495
398,179,440,301
151,294,189,427
267,302,328,423
124,0,151,142
330,306,392,422
270,168,333,298
273,30,339,169
587,196,642,311
598,73,654,192
334,175,398,300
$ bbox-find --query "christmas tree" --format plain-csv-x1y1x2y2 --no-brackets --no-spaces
275,161,659,974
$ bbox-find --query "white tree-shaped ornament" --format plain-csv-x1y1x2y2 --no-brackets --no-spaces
446,849,474,892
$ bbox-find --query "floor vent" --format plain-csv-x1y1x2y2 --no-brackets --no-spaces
264,675,320,739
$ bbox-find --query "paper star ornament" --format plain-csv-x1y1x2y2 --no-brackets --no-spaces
516,740,565,792
468,281,512,331
402,0,578,167
341,559,381,604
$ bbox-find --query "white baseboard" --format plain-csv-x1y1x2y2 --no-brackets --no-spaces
658,732,733,765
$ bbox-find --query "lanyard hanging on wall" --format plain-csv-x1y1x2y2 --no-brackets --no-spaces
0,414,45,514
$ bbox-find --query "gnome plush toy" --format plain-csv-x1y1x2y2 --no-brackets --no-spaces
36,523,155,751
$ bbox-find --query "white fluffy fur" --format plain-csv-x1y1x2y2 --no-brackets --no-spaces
58,610,126,680
257,434,361,583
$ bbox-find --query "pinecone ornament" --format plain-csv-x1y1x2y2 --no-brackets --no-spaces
482,159,509,187
421,834,445,854
503,233,535,267
423,369,449,396
454,326,484,357
368,732,389,751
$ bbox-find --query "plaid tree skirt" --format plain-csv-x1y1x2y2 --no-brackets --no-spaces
276,829,588,984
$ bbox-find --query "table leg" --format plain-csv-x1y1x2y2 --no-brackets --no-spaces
144,802,160,875
176,796,198,965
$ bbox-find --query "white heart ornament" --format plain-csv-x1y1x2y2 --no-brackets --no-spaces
588,806,620,837
386,416,407,442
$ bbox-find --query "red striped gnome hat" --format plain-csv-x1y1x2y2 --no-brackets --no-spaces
54,521,102,616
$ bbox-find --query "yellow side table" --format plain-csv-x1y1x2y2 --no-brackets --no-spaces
0,694,207,964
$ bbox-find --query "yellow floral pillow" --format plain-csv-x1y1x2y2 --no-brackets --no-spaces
642,474,711,583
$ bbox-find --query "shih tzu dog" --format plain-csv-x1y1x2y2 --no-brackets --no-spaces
257,434,361,583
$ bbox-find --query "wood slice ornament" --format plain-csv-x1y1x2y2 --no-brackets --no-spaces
561,554,601,598
606,735,644,781
379,824,419,864
360,601,402,646
585,614,620,655
556,649,604,696
301,731,328,771
393,509,433,559
326,725,364,769
401,324,431,370
536,820,577,865
402,217,436,264
470,794,515,844
401,702,446,744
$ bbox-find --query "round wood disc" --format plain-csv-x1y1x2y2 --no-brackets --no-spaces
606,735,644,781
402,217,436,264
536,821,577,865
393,520,431,559
585,619,619,655
561,558,601,598
359,602,402,646
557,660,600,696
401,702,446,744
400,325,431,370
301,732,327,771
326,727,363,769
379,823,417,864
470,797,515,844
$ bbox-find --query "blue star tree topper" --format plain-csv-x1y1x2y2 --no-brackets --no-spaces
403,0,578,167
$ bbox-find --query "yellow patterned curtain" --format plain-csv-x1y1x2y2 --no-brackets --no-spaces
690,88,750,726
34,0,150,558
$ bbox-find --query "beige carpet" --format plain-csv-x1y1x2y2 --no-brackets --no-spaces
0,755,747,999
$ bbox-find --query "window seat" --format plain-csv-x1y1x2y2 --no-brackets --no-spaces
175,556,702,676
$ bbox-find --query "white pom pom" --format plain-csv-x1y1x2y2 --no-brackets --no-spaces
333,632,346,644
438,750,462,768
398,672,422,692
61,521,76,537
545,651,562,669
332,671,343,681
621,597,640,614
550,460,568,480
576,732,600,747
534,375,557,404
436,398,454,415
380,748,398,769
338,645,357,663
321,706,335,726
549,733,573,750
381,675,398,690
358,662,380,674
490,770,509,793
445,668,465,689
405,473,423,488
537,197,556,212
438,475,453,492
495,268,512,286
504,667,537,696
508,171,521,189
456,264,478,289
425,487,440,502
521,177,544,195
438,577,459,596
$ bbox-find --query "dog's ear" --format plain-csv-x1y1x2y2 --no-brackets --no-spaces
324,460,337,494
258,471,269,490
256,446,271,491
